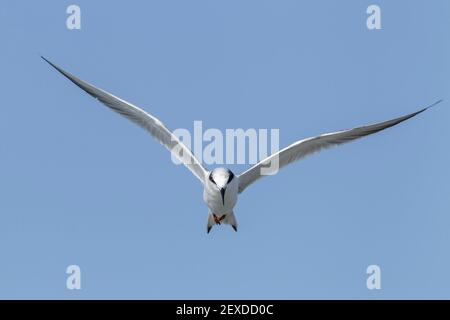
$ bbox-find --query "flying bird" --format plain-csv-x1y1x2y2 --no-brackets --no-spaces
42,57,441,233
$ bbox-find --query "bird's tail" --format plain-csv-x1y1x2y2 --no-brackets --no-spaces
224,212,238,232
207,214,215,234
206,212,238,234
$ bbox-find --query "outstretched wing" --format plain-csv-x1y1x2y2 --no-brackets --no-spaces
43,57,207,184
238,101,441,193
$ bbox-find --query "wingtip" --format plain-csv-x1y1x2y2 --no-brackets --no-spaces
425,99,443,110
41,56,59,70
414,99,443,116
41,55,50,64
40,57,77,83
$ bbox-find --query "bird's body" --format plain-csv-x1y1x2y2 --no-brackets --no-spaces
203,168,239,232
203,168,239,214
42,56,441,234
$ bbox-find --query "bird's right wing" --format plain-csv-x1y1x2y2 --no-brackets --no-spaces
238,101,441,193
42,57,208,184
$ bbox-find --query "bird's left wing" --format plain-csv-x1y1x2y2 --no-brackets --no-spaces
238,101,441,193
42,57,207,184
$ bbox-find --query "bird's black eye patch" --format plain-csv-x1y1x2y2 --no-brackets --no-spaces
227,172,234,183
209,174,216,185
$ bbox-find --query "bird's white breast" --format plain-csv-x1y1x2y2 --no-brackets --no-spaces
203,177,238,214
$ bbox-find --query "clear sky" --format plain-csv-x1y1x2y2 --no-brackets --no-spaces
0,1,449,299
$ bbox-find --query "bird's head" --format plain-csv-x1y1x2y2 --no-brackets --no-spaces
207,168,236,205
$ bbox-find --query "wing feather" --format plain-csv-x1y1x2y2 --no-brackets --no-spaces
238,101,441,193
43,57,207,184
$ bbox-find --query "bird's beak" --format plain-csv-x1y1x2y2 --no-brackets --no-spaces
220,187,226,206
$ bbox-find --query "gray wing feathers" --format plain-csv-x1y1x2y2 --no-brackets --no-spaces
42,57,207,184
238,101,441,193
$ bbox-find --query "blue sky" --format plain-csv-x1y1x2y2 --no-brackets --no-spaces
0,0,449,299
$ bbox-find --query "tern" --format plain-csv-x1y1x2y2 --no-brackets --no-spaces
42,57,441,233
